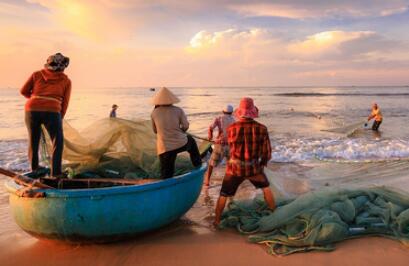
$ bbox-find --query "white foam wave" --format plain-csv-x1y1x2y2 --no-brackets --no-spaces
0,141,30,171
271,138,409,163
2,137,409,171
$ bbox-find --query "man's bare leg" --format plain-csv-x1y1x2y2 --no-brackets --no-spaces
262,187,276,210
204,165,214,186
214,195,228,226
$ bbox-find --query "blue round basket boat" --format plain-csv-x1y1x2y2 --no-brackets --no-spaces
4,165,206,242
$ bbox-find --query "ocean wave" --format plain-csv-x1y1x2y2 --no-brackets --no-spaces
2,137,409,171
188,111,221,117
0,140,29,171
274,92,409,97
271,138,409,163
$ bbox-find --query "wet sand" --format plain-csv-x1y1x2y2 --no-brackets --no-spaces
1,221,409,266
1,165,409,265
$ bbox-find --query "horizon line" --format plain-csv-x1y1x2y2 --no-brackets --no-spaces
2,85,409,90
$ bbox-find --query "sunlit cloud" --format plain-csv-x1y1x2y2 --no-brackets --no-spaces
182,28,409,86
187,28,282,60
229,0,409,19
229,3,320,19
1,1,409,87
288,31,376,58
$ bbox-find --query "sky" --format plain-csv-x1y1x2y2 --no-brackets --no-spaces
1,0,409,88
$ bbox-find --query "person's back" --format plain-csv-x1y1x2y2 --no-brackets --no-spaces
213,113,235,144
226,118,271,177
150,87,201,178
21,69,71,118
205,105,235,186
214,97,274,226
151,105,189,155
20,52,71,177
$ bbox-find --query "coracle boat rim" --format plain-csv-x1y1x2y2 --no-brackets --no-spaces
5,164,207,199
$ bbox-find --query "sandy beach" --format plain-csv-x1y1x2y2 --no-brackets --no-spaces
2,164,409,266
1,217,409,266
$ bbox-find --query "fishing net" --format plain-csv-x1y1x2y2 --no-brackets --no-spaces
321,120,367,136
220,169,409,255
42,118,210,178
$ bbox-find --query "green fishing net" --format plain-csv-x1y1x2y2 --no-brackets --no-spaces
321,119,367,136
42,118,210,178
220,169,409,255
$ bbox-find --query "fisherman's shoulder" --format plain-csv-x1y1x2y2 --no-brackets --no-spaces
31,70,43,79
171,105,183,111
253,120,269,131
170,105,187,116
226,120,242,131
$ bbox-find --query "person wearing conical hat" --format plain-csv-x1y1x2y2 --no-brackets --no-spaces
151,87,202,178
204,104,235,186
20,52,71,178
214,97,275,226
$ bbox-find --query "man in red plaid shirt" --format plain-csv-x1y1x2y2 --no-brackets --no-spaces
214,97,276,226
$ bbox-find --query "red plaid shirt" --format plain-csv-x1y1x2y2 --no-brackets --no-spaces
226,118,271,177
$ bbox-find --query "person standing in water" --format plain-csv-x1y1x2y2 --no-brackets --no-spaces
214,97,275,226
204,104,235,186
151,87,202,178
110,104,118,118
368,103,383,131
20,53,71,178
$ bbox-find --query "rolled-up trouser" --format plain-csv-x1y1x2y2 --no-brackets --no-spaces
159,135,202,179
372,120,382,131
25,111,64,176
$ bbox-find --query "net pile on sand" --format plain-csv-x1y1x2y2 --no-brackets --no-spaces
43,118,209,178
220,169,409,255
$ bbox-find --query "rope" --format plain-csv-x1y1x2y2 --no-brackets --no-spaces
187,133,215,143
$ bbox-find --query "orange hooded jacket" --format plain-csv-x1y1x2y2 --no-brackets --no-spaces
20,69,71,118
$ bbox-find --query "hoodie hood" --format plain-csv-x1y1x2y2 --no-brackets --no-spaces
40,69,67,82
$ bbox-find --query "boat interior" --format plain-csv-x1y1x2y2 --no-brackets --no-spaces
24,168,159,189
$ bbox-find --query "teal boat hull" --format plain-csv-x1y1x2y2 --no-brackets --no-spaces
5,165,206,242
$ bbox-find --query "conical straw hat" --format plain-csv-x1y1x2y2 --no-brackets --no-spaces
151,87,180,105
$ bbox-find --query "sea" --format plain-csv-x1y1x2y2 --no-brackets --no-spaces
2,86,409,167
1,86,409,263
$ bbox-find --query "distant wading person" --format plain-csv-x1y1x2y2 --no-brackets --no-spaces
205,104,235,186
110,104,118,118
368,103,383,131
151,87,202,178
20,53,71,177
214,97,275,226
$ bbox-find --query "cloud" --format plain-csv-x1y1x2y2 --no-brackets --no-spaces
288,31,376,58
229,3,322,19
187,29,401,64
182,28,409,86
95,0,409,19
1,1,409,87
229,0,409,19
187,28,284,62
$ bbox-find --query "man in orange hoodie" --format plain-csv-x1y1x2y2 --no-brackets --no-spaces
20,53,71,177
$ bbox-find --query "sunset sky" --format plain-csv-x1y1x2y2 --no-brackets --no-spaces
1,0,409,88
